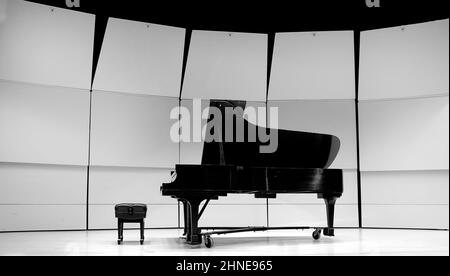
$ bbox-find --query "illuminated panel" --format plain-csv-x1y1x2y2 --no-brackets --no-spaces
360,19,449,100
269,31,355,100
182,30,267,101
0,0,94,89
93,18,185,97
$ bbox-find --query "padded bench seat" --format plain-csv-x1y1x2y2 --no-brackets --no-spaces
115,203,148,245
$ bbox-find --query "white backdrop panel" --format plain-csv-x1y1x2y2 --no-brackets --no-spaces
269,31,355,100
0,0,94,89
0,205,86,232
90,91,179,168
89,205,178,229
359,96,449,171
93,18,185,97
179,99,208,164
89,167,174,205
363,205,449,229
268,205,359,228
362,171,449,205
360,19,449,100
182,31,267,101
268,100,357,169
0,81,90,165
0,164,87,205
195,205,268,228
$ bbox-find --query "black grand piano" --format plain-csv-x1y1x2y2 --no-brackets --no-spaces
161,100,343,248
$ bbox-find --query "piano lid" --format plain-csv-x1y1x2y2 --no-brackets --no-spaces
201,100,341,169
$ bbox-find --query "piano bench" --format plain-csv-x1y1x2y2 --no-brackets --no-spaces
114,204,148,245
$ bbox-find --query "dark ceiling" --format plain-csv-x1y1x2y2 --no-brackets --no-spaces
26,0,449,33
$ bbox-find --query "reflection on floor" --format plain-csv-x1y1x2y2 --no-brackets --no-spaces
0,229,448,256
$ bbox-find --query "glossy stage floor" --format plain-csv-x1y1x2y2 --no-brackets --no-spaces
0,229,448,256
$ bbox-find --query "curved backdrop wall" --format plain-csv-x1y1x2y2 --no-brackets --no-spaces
0,0,447,231
359,19,449,229
0,1,93,231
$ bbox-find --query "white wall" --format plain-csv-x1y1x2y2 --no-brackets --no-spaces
182,30,267,101
269,31,355,100
0,1,93,232
89,19,183,229
90,205,179,230
0,82,89,231
0,87,89,232
359,97,449,171
359,20,449,229
88,167,178,229
361,171,449,229
90,91,179,168
0,164,87,205
93,18,186,97
0,205,86,232
0,164,87,231
360,19,449,100
0,0,94,90
195,205,268,228
0,81,90,166
89,92,180,228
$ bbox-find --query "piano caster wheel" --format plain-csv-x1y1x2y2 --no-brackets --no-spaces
312,229,322,241
117,239,123,245
204,236,214,249
140,239,144,245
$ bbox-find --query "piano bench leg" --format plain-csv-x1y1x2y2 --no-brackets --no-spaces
117,219,124,244
140,220,145,245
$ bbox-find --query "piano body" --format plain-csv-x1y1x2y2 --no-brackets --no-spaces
161,100,344,247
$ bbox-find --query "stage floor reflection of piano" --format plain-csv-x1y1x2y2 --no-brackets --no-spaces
161,101,344,248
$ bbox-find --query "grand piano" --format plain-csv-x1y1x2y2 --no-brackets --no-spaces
161,100,344,248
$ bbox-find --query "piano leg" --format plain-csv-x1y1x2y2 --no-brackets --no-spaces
185,201,193,243
181,200,189,237
322,196,338,237
185,198,204,245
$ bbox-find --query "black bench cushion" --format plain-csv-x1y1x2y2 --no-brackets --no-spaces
115,204,147,220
